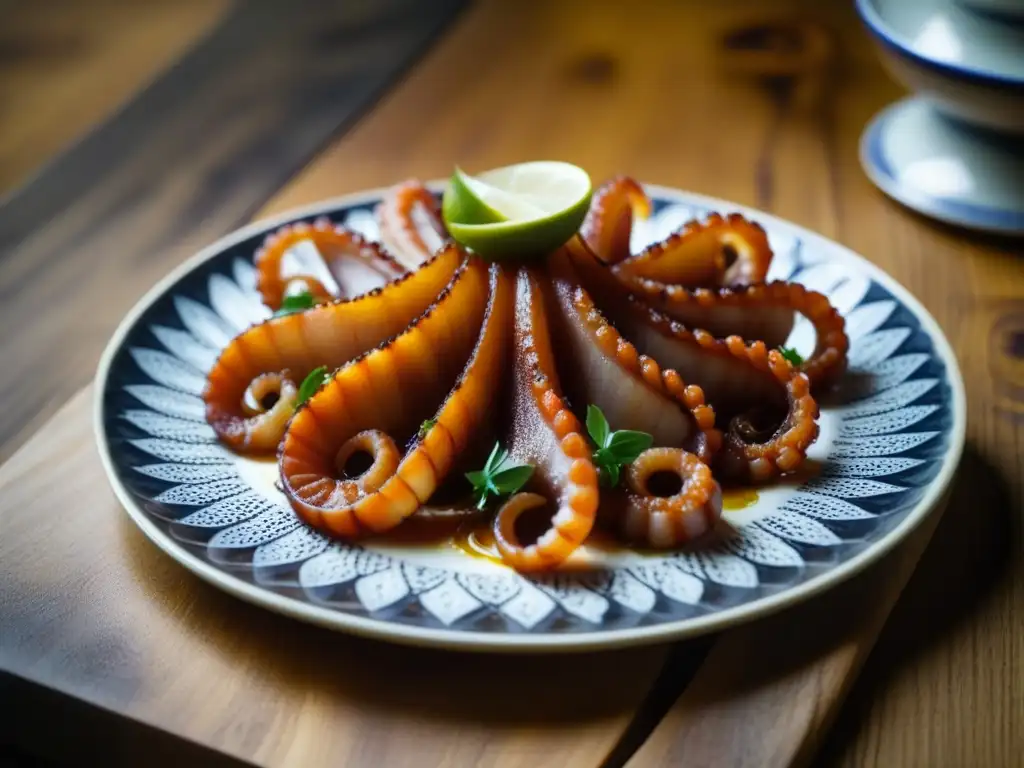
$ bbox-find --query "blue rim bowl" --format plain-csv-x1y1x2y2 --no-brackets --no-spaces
855,0,1024,134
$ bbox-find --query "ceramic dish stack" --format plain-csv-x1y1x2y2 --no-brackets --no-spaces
856,0,1024,235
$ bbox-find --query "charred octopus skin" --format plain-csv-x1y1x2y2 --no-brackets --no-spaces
280,257,510,538
254,216,405,310
204,245,461,452
584,179,847,391
202,175,849,571
560,236,819,485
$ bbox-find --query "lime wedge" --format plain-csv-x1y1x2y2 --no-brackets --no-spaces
441,161,591,258
441,167,510,226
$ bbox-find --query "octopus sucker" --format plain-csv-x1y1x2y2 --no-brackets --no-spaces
579,176,652,265
613,211,775,288
617,448,723,548
563,237,818,483
562,239,770,411
495,267,600,571
581,176,773,287
280,258,511,536
613,272,848,390
254,217,405,310
545,244,718,461
717,366,820,484
556,239,724,459
375,179,448,269
580,179,848,389
618,307,819,484
203,244,462,453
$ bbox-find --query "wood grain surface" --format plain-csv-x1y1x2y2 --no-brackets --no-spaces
1,0,1022,766
0,0,230,194
625,493,950,768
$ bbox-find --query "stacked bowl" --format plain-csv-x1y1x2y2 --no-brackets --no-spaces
856,0,1024,234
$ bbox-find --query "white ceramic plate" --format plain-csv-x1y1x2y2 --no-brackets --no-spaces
95,183,966,652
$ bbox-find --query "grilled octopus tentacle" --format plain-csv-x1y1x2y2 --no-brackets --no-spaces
579,176,651,265
620,448,723,547
583,176,773,286
581,179,847,388
565,237,819,484
546,244,720,464
280,257,511,536
613,273,849,390
614,212,775,287
493,267,600,571
375,180,449,269
254,217,406,310
203,245,462,453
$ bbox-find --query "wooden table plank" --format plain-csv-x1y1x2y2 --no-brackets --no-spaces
0,0,466,464
0,389,670,768
624,495,949,768
820,446,1022,767
0,0,230,195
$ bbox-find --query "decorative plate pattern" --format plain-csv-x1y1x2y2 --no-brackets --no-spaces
95,185,966,651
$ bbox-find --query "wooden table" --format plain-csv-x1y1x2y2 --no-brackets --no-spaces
1,1,1021,766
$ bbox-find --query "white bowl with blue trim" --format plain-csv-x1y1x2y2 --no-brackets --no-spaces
856,0,1024,134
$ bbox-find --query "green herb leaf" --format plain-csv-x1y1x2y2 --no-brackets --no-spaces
465,441,534,510
296,366,328,406
778,346,805,366
418,418,437,439
605,430,654,463
484,442,508,475
586,404,610,448
585,405,653,488
274,291,318,317
490,464,534,495
464,469,487,485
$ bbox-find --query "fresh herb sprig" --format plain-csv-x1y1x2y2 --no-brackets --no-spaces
778,346,805,366
465,442,534,510
274,291,318,317
586,405,653,488
295,366,328,406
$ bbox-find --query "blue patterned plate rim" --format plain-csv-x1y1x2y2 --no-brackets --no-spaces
94,182,967,653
